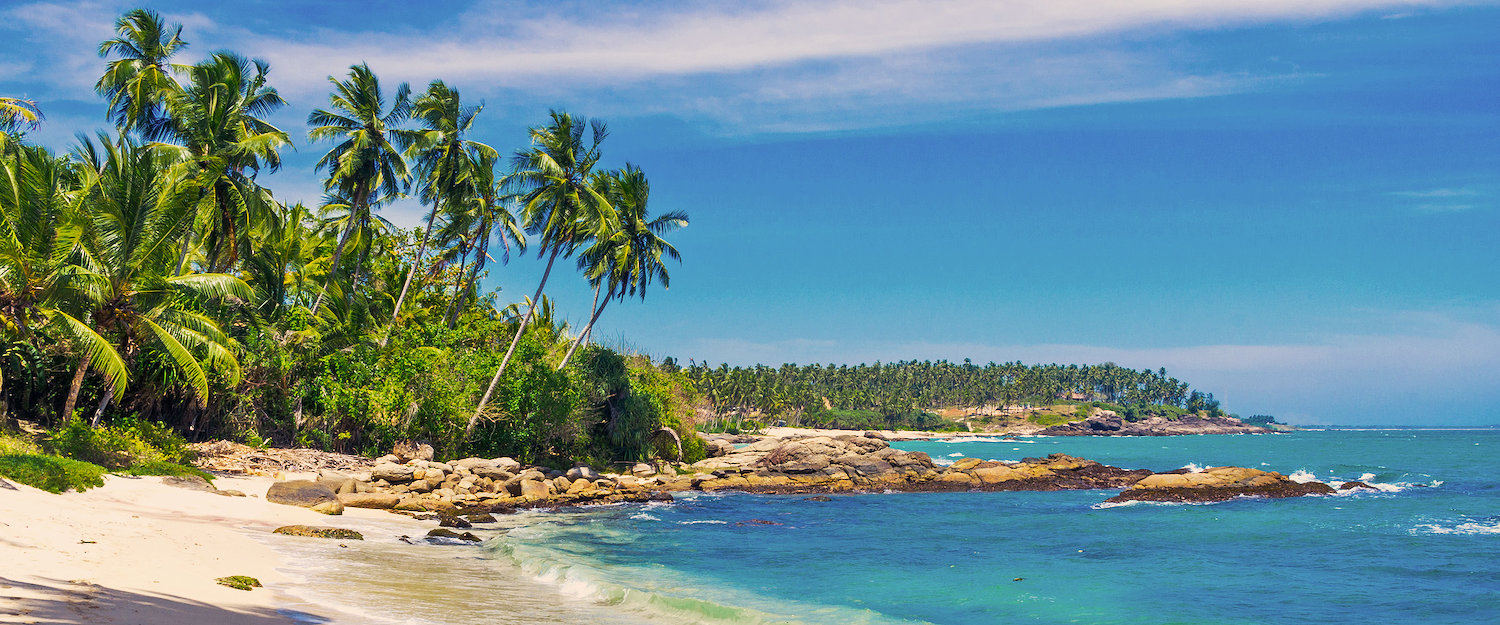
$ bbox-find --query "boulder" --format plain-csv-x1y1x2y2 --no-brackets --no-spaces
438,514,473,528
949,458,983,471
472,466,514,481
1338,481,1375,491
310,500,344,515
425,528,482,543
273,525,364,540
631,463,656,477
370,463,417,483
492,457,522,473
393,440,435,462
337,492,400,509
160,475,216,493
465,513,498,524
565,465,600,481
266,480,338,509
1105,465,1336,504
519,479,550,499
451,457,495,470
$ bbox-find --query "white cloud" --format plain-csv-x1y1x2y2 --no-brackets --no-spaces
3,0,1453,133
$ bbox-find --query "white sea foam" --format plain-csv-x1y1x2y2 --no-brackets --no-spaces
1411,518,1500,535
678,520,728,525
629,512,660,521
937,436,1011,443
1288,470,1318,483
1180,463,1206,473
947,452,964,457
932,457,955,466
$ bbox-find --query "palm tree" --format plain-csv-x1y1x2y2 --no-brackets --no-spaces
0,141,124,422
95,8,189,137
306,63,415,314
437,149,524,328
68,133,250,421
387,81,496,338
155,52,289,273
468,110,614,434
0,97,43,133
558,165,686,369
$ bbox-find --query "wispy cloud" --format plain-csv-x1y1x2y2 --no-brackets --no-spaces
2,0,1465,133
1389,186,1487,213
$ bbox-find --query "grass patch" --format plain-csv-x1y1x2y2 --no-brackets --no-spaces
1027,413,1075,427
1,432,43,455
0,454,107,493
121,460,215,482
215,576,262,591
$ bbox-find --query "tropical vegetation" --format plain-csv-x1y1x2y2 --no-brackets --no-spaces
0,8,697,468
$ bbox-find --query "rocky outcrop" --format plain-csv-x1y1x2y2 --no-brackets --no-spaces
1040,414,1271,437
1102,466,1336,504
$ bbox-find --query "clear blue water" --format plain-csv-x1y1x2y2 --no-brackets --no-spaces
482,430,1500,624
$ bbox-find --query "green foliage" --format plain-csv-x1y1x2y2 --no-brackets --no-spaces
0,432,42,456
1241,414,1282,426
0,454,107,493
48,417,195,469
122,460,215,482
1027,413,1073,427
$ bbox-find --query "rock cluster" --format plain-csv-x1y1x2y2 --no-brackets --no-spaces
688,434,1149,493
1040,414,1271,436
1102,466,1336,504
262,435,1339,516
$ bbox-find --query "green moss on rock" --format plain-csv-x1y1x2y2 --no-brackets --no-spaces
215,576,262,591
272,525,364,540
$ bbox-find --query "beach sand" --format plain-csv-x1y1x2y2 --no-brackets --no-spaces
0,472,395,625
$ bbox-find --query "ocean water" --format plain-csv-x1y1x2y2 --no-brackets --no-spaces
280,429,1500,625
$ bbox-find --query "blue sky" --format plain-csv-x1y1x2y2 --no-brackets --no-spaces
3,0,1497,424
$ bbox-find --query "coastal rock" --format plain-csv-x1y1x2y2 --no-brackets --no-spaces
519,479,550,499
1104,466,1336,504
273,525,364,540
565,465,599,481
471,466,513,481
370,463,417,483
492,457,522,473
1338,481,1375,491
1041,414,1271,437
160,475,216,493
425,528,482,543
337,492,400,509
311,500,345,515
949,458,983,471
393,440,435,462
631,463,656,477
438,514,472,528
266,480,338,509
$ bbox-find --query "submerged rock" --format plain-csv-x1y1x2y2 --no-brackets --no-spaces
426,528,482,542
273,525,364,540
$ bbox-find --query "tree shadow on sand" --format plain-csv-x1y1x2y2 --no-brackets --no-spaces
0,575,328,624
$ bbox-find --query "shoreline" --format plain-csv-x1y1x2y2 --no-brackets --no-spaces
0,472,428,625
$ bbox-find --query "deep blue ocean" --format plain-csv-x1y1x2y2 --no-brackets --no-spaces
281,430,1500,624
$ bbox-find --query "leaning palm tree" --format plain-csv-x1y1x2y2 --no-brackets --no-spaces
307,63,415,314
558,165,686,369
156,52,290,273
0,140,125,421
468,110,614,434
0,97,43,133
68,133,250,421
387,80,495,340
95,8,189,137
437,148,524,329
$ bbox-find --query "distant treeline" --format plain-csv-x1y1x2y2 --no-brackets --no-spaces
682,360,1214,427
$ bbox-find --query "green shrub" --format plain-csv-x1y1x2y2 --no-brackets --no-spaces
0,454,107,493
0,432,41,455
1027,413,1073,427
47,417,195,469
122,460,215,482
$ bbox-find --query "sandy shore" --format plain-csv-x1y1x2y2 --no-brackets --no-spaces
0,472,410,625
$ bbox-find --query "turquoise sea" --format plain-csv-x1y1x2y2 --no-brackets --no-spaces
278,429,1500,624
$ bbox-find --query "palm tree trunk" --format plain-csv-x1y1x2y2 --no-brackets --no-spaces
386,200,442,344
447,231,489,329
467,245,561,435
311,185,368,314
558,284,610,370
89,390,112,427
62,353,93,424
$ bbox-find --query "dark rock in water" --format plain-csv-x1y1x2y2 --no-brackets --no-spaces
426,528,482,542
438,514,472,528
737,519,782,526
803,495,833,502
648,491,674,502
486,504,518,515
273,525,364,540
1339,481,1375,491
465,513,498,524
161,475,216,492
266,480,338,508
